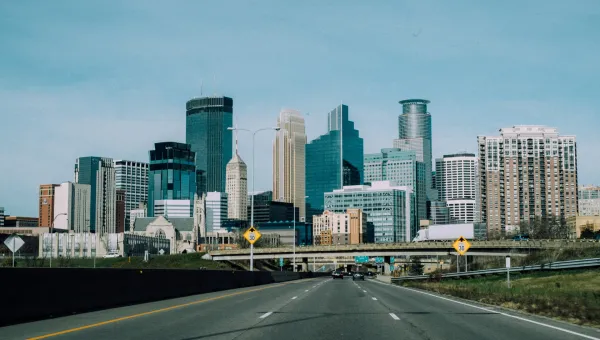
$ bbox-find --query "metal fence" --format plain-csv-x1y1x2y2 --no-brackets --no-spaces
391,257,600,282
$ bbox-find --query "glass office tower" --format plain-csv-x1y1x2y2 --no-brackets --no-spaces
186,96,233,194
148,142,197,217
396,99,434,201
74,157,116,234
306,104,363,215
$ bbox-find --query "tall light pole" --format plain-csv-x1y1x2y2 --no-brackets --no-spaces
292,195,308,272
228,126,280,272
50,213,67,268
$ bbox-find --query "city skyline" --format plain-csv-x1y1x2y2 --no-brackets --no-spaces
2,1,600,216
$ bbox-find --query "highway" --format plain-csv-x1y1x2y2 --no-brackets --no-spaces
2,277,600,340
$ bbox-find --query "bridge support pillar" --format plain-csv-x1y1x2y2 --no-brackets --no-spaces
301,257,309,272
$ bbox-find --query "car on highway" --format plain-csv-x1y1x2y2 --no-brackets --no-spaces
332,271,344,279
352,272,365,281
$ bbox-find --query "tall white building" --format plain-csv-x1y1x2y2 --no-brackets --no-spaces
0,206,5,226
435,153,477,223
273,109,306,220
114,160,148,229
206,192,228,232
226,144,248,220
54,182,91,232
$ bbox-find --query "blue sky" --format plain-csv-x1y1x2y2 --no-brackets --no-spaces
1,0,599,216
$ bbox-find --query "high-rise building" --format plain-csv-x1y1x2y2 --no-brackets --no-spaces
54,182,91,232
324,181,414,243
364,148,427,224
273,109,307,221
226,147,248,221
306,104,363,215
148,142,197,218
38,184,59,227
75,157,116,234
435,153,477,223
394,99,435,202
578,185,600,216
478,125,578,233
114,160,148,229
186,96,233,193
0,207,4,226
206,192,228,232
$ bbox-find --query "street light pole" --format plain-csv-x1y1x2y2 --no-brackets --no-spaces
50,213,67,268
228,126,280,272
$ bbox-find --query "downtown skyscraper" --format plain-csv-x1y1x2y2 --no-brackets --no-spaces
273,109,306,220
435,153,478,223
393,99,435,202
74,157,116,234
114,160,148,229
478,125,578,233
306,104,363,216
186,96,233,193
226,137,248,221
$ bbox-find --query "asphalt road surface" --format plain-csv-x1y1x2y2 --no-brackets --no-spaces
2,276,600,340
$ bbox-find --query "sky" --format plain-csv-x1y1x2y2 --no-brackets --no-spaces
1,0,599,216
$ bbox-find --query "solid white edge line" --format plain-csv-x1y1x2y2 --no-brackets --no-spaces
370,279,600,340
389,313,400,320
260,312,273,319
291,296,298,300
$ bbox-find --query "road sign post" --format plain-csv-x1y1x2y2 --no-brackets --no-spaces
4,234,25,268
453,236,471,273
243,227,262,271
506,255,511,288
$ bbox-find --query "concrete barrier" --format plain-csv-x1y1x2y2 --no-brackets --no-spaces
0,268,328,327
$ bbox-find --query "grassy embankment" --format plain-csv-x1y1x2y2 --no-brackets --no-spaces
4,252,235,270
403,269,600,327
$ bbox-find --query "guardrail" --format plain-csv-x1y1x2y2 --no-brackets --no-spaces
209,239,600,256
391,257,600,282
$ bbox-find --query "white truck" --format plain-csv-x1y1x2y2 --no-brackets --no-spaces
412,223,477,242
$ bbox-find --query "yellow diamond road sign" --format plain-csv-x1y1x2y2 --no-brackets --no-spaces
244,226,261,245
453,236,471,256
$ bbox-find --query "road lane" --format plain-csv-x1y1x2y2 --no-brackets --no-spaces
359,278,600,340
234,276,413,340
0,278,324,340
2,275,600,340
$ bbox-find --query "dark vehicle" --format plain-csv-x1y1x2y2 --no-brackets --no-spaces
352,272,365,281
332,271,344,279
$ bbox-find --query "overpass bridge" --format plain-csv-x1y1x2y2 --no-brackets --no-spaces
206,239,599,261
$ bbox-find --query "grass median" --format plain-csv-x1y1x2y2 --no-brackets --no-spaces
401,270,600,327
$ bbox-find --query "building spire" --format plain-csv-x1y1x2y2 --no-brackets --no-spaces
234,121,239,155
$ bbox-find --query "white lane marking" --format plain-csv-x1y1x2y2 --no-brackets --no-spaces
374,280,600,340
305,290,309,292
260,312,273,319
291,296,298,300
372,297,378,301
363,290,367,293
389,313,400,320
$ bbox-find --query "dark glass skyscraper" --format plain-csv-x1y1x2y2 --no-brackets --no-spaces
148,142,197,217
186,96,233,193
306,104,363,214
